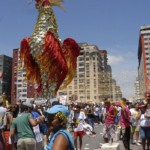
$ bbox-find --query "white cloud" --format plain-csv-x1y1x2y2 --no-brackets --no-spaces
105,49,138,99
108,55,124,65
112,69,137,100
107,52,138,100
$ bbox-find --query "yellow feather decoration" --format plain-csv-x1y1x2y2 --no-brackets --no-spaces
49,0,64,10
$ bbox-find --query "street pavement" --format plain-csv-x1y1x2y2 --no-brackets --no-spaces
81,123,143,150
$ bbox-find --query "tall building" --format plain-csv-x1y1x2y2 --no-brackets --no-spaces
0,55,12,102
99,50,113,99
57,43,122,103
134,77,141,101
111,79,122,101
11,49,36,104
138,25,150,98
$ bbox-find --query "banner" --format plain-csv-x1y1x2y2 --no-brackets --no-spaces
59,95,67,105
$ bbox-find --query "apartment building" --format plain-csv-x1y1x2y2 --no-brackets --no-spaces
0,55,12,102
57,43,116,103
11,49,36,104
138,25,150,97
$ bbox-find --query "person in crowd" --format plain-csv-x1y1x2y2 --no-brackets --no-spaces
4,104,19,150
10,103,43,150
44,104,74,150
86,103,95,133
31,105,43,150
73,105,86,150
0,99,7,149
102,98,117,145
139,92,150,150
115,102,122,126
36,105,48,149
94,104,100,124
139,103,150,150
119,98,131,150
130,103,141,145
100,103,105,124
16,100,23,117
68,104,75,132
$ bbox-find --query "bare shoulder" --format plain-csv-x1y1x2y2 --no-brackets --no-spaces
53,134,68,150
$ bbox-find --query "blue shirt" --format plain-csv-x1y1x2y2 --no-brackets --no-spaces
45,129,74,150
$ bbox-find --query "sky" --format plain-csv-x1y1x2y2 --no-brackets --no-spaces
1,0,150,100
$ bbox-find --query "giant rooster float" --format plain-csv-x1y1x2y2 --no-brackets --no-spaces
20,0,80,98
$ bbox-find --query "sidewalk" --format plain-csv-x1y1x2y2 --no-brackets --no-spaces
97,124,143,150
82,124,144,150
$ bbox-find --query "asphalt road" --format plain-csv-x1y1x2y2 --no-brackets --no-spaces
80,123,143,150
82,123,104,150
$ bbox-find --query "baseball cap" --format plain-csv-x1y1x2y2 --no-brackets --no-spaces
43,105,69,116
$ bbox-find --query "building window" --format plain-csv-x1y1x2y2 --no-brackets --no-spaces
79,68,85,72
79,74,84,78
79,90,84,94
74,86,77,89
69,86,72,89
22,94,27,97
86,74,89,77
78,57,84,61
23,89,27,92
79,79,84,83
79,62,84,66
79,85,84,89
18,84,22,87
87,96,90,99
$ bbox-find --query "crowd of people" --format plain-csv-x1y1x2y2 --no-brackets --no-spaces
0,94,150,150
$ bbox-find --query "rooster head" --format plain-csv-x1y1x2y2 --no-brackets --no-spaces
35,0,64,9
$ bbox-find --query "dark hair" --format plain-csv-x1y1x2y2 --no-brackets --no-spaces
122,98,126,101
0,101,3,106
21,105,32,113
75,105,81,109
52,101,60,106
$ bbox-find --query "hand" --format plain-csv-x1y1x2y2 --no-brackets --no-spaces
36,116,44,124
104,113,109,117
144,114,149,118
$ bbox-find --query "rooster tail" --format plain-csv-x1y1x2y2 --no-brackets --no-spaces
20,38,41,88
60,38,80,89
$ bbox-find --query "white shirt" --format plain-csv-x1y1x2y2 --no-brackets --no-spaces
33,124,43,142
94,107,99,116
140,114,147,127
68,109,74,123
130,108,140,126
74,111,86,131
